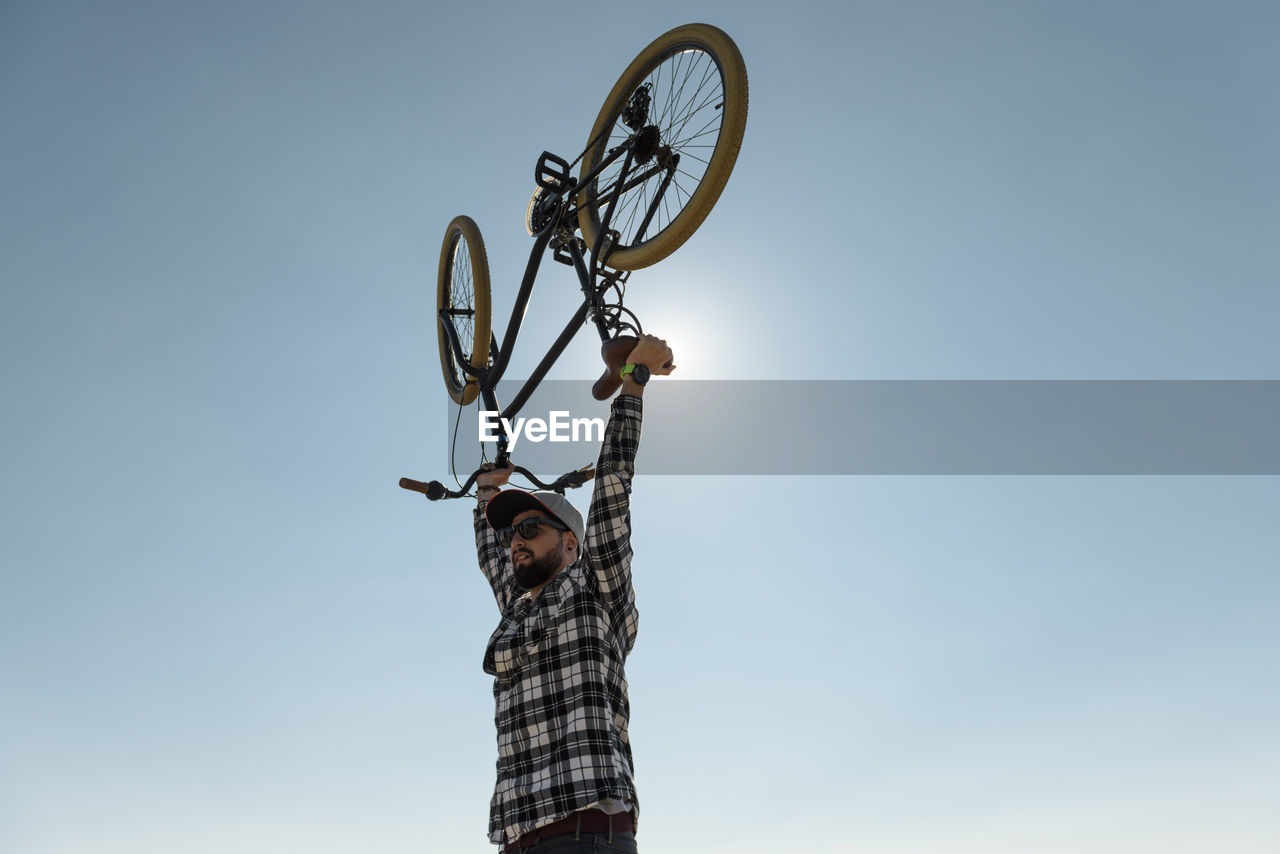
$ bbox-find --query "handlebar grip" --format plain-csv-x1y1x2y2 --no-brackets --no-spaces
399,477,449,500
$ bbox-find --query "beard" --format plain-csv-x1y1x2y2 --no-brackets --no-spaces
513,545,562,590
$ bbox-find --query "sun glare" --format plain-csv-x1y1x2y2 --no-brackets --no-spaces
633,277,741,380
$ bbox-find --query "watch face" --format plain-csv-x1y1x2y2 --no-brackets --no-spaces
633,364,651,385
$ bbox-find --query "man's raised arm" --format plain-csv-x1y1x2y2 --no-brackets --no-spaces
585,335,674,626
473,461,515,612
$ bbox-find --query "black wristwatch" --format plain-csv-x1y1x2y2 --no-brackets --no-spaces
620,363,651,386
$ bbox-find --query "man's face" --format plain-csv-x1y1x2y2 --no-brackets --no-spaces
508,508,574,591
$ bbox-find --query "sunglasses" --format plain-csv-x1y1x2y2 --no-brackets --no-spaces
497,516,568,548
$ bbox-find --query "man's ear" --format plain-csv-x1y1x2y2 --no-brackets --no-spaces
565,532,579,554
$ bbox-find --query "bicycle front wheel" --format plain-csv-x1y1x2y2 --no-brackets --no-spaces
436,215,492,406
577,23,748,271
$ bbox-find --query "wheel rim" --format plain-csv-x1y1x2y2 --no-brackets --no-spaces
443,232,477,384
589,43,727,251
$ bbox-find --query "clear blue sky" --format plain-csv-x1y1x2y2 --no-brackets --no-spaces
2,1,1277,852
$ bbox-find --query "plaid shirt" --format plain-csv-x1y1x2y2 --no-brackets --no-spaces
473,393,643,846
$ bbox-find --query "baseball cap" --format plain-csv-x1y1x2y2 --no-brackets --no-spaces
485,490,586,548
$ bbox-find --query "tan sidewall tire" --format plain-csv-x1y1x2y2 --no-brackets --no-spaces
577,23,748,271
436,215,491,405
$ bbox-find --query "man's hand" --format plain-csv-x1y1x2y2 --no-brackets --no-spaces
476,460,514,502
624,334,676,394
619,334,675,396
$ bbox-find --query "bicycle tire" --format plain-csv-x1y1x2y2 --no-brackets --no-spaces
577,23,748,271
436,215,492,405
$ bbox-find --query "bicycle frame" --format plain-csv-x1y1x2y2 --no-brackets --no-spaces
438,126,679,461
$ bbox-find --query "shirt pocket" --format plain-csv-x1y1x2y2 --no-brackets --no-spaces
520,607,561,661
487,602,563,680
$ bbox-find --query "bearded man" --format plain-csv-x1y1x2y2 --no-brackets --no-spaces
472,334,674,853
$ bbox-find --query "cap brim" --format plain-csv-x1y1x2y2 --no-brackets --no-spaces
486,490,558,533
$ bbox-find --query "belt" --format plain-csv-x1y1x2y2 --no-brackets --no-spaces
503,808,635,852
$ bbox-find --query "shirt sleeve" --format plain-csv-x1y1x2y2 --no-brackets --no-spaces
475,501,516,613
585,393,642,637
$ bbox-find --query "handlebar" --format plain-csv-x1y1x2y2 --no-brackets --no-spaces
399,462,595,501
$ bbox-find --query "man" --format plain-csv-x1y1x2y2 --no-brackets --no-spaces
472,334,674,853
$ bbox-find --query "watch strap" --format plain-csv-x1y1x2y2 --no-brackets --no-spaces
620,363,650,385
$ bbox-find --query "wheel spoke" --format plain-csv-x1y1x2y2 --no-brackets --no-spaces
449,237,475,356
664,57,718,145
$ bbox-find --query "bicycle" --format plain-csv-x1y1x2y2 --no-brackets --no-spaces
400,23,748,501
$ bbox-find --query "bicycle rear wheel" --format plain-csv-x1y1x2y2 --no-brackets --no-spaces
577,23,748,271
436,215,492,405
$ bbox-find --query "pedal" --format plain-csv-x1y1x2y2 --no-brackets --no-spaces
535,151,572,192
551,235,586,267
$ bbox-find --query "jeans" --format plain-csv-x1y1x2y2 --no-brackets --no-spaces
516,831,637,854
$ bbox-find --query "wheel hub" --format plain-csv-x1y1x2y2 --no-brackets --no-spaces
633,125,661,164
